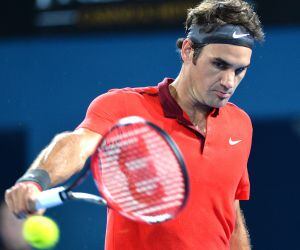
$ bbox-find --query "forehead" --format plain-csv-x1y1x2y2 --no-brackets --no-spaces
201,44,252,66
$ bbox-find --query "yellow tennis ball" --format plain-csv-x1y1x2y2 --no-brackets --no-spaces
22,215,59,249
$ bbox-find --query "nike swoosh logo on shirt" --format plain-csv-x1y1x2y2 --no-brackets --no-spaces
229,138,242,145
232,31,249,39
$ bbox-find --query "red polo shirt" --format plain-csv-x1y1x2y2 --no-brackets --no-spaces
78,78,252,250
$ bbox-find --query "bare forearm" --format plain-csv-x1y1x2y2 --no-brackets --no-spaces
27,130,100,186
5,128,101,217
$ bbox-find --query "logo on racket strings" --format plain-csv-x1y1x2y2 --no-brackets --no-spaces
118,138,165,205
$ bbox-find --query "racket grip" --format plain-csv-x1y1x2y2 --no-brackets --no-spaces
34,187,66,210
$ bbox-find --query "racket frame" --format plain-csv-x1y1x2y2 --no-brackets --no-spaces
91,116,189,223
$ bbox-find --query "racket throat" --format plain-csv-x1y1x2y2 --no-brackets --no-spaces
68,192,107,205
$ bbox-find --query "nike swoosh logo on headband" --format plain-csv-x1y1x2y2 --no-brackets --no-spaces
232,31,250,39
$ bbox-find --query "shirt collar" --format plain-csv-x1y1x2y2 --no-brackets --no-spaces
158,78,219,124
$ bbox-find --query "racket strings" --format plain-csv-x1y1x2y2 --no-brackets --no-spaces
98,123,186,220
105,181,185,206
102,176,185,198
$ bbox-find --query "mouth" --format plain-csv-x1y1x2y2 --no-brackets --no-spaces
213,90,231,99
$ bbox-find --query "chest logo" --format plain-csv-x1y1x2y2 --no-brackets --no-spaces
229,137,242,145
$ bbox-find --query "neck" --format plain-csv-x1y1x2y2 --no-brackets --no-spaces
169,72,211,125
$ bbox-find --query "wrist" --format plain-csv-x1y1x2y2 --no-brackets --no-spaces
17,181,43,191
16,169,51,191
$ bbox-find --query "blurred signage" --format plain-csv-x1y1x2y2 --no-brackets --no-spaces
34,0,199,32
1,0,299,37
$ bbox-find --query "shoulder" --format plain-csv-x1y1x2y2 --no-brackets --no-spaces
108,86,158,96
224,102,251,122
87,86,159,116
222,102,252,132
90,86,158,105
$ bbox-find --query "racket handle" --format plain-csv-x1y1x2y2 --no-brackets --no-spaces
34,187,66,210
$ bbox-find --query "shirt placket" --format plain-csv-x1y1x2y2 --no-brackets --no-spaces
176,117,205,153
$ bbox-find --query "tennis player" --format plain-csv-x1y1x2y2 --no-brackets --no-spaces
5,0,264,249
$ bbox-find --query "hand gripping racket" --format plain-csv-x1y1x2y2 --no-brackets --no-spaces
34,116,189,224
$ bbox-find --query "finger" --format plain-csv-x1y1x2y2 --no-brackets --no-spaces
26,183,45,215
8,186,21,215
15,183,28,214
4,188,14,212
19,184,41,215
26,186,39,213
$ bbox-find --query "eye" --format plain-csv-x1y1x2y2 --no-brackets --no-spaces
212,61,227,70
235,67,247,75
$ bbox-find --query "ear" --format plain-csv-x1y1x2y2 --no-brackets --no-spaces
181,39,194,63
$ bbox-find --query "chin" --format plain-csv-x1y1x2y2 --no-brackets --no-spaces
211,99,229,108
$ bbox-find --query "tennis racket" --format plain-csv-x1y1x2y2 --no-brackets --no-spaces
33,116,189,224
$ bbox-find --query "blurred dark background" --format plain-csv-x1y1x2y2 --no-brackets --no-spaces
0,0,299,249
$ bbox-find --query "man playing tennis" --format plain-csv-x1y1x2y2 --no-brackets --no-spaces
5,0,264,249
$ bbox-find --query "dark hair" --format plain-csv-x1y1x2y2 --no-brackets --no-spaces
177,0,265,63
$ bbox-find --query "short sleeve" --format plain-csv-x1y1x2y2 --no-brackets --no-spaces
77,90,126,135
235,166,250,200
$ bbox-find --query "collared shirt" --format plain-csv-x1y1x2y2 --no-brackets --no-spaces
78,78,252,250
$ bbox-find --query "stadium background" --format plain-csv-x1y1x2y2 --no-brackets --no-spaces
0,0,299,249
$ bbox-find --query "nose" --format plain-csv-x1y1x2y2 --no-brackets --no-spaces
220,70,235,89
